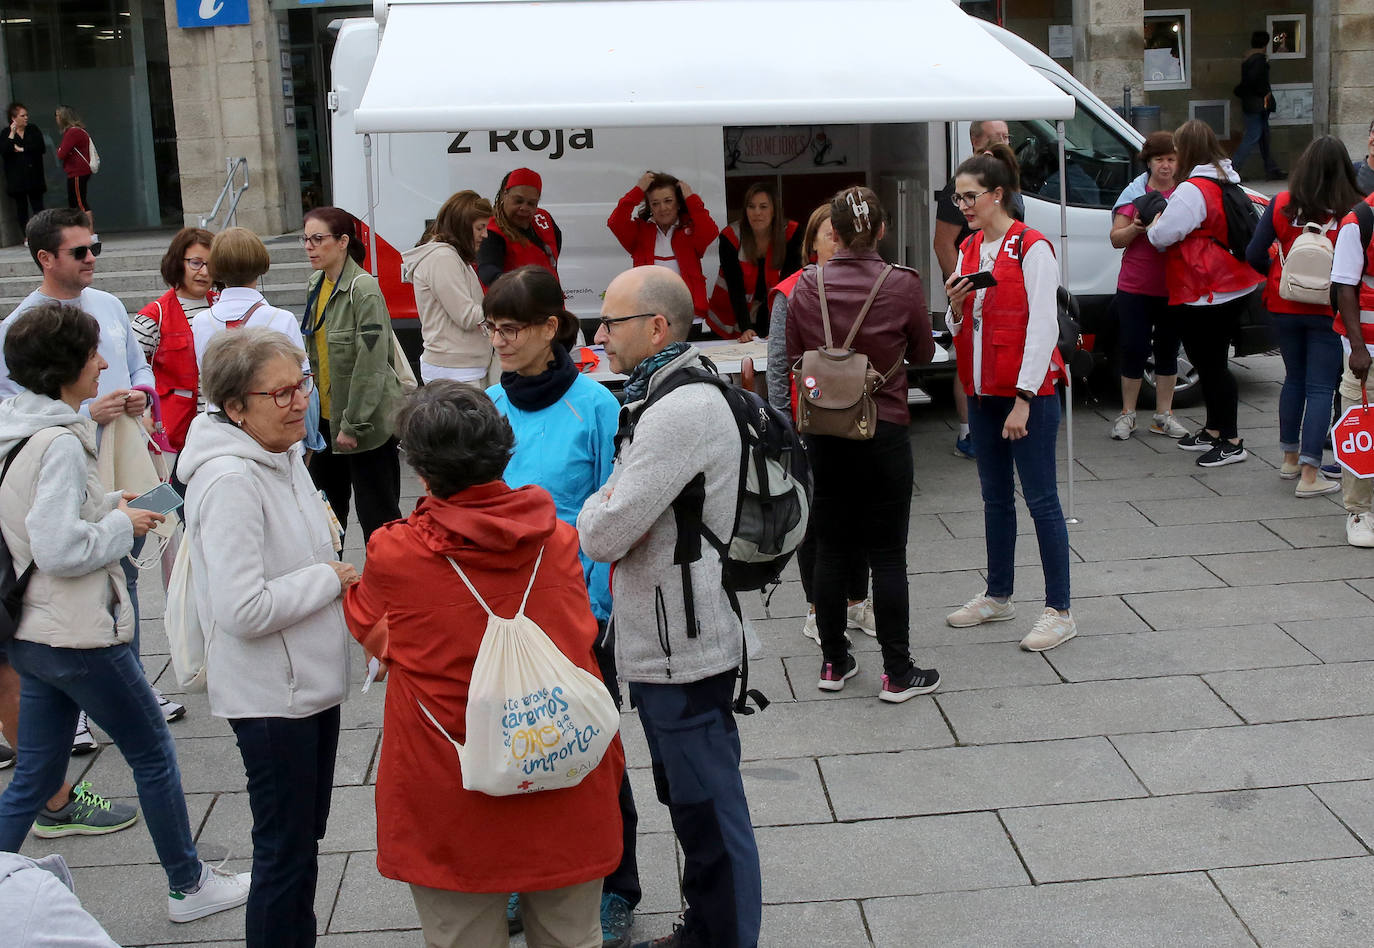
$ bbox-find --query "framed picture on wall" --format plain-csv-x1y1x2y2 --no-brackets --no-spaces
1188,100,1231,138
1269,83,1314,126
1266,14,1305,60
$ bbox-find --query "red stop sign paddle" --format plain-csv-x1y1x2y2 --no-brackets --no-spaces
1333,386,1374,479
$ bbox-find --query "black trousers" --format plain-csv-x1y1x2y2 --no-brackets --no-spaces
308,418,402,544
66,175,90,214
229,705,340,948
1178,297,1245,440
796,533,868,605
11,188,42,232
593,621,641,909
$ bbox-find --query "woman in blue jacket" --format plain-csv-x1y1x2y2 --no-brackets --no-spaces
481,265,638,945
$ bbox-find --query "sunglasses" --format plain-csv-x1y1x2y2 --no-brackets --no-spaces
59,242,102,261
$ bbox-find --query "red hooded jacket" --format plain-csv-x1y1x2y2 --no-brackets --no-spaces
607,187,719,317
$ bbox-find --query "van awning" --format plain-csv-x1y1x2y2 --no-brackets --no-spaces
353,0,1075,133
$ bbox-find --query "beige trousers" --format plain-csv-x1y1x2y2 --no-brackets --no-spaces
409,878,602,948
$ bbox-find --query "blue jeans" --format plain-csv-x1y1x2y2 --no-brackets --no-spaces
121,535,145,662
0,639,201,891
1232,111,1280,177
968,393,1071,611
1276,314,1343,468
629,673,760,948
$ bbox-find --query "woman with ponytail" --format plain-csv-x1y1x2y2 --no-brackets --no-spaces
477,168,563,288
785,186,939,704
944,144,1077,653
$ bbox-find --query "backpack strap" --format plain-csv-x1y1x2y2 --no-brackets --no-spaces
225,300,266,330
445,547,545,621
816,265,895,350
517,547,545,617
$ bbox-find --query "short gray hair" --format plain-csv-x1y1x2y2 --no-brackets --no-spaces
633,266,694,340
201,328,307,410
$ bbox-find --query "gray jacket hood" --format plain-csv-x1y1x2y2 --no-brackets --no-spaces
400,240,458,284
177,411,293,484
0,391,95,459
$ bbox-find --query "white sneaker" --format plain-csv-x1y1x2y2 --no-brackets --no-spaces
1347,513,1374,549
71,712,98,756
1020,608,1078,652
846,599,877,637
1150,412,1189,439
168,862,251,923
1110,411,1136,440
946,593,1015,628
154,688,187,723
802,611,820,644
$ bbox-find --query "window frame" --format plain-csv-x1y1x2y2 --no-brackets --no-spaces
1144,9,1192,92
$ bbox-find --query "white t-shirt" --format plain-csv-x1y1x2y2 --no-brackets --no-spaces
653,224,681,275
1332,220,1374,326
192,287,306,368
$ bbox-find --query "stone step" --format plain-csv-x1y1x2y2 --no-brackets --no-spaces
0,234,305,280
0,282,310,317
0,261,314,296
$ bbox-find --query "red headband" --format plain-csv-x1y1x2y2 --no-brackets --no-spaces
506,168,542,194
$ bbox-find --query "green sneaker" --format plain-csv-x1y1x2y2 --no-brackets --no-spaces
32,781,138,838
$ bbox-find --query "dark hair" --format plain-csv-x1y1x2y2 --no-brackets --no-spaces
636,172,688,224
1251,30,1270,49
26,207,90,272
159,227,216,289
431,190,493,264
482,265,579,351
738,181,788,270
396,381,514,498
800,203,833,262
6,102,24,123
954,142,1022,201
303,206,366,265
1285,136,1363,224
828,186,885,253
4,302,101,398
1175,119,1229,182
1137,131,1176,164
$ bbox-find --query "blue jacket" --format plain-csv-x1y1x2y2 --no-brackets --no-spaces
487,373,620,620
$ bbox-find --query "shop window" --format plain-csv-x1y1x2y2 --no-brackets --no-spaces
1006,111,1135,211
1144,10,1191,91
1266,14,1306,60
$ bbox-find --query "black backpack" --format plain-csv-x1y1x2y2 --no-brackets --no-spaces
1192,176,1258,262
0,436,37,643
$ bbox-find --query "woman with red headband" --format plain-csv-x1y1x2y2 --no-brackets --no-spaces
476,168,562,288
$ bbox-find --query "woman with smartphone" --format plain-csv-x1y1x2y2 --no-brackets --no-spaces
944,145,1076,653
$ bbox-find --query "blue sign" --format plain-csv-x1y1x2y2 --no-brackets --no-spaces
176,0,252,28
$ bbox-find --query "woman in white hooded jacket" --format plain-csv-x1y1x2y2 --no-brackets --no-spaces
179,328,356,948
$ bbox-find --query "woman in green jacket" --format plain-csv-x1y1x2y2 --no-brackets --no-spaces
300,206,403,541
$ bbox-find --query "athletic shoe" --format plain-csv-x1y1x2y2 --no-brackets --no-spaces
953,434,976,459
601,891,634,948
802,612,850,646
71,712,98,756
1279,460,1301,480
1110,411,1136,440
32,781,138,838
154,688,187,723
1020,608,1078,652
817,654,858,692
507,893,523,935
946,593,1015,628
1196,440,1248,467
879,666,941,703
1177,429,1219,452
0,743,13,769
633,926,691,948
1150,412,1189,439
1295,479,1340,498
168,862,251,923
1347,513,1374,549
846,599,877,637
1322,463,1343,481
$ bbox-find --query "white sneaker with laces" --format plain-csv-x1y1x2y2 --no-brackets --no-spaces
168,862,251,923
1020,608,1077,652
946,593,1015,628
802,612,820,645
1347,513,1374,549
846,599,877,637
1110,411,1136,440
154,688,187,723
1150,412,1189,439
71,712,98,756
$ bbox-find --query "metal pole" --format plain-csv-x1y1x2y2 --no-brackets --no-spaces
1057,119,1078,524
363,134,379,277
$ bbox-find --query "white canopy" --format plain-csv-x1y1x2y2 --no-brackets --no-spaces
354,0,1075,133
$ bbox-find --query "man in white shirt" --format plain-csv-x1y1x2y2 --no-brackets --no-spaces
1331,195,1374,546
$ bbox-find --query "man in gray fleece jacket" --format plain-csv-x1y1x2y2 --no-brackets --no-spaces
578,266,760,948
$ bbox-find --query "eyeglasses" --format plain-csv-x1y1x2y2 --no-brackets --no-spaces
246,374,314,408
183,257,209,271
300,233,340,248
950,190,991,208
59,242,101,261
597,313,656,332
479,320,533,343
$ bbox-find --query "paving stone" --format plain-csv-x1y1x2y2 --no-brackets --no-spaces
1125,580,1374,630
1067,521,1288,562
864,873,1255,948
1001,787,1365,883
1111,716,1374,794
936,676,1239,744
1021,556,1225,601
200,784,379,855
938,501,1153,538
1205,662,1374,723
627,756,832,833
759,900,870,947
911,594,1151,647
736,695,954,759
326,851,420,934
1132,495,1337,527
1311,781,1374,850
756,813,1026,902
897,535,1081,573
1195,546,1374,586
14,793,213,868
1262,514,1351,548
1075,450,1206,481
1061,473,1218,504
784,641,1059,698
1211,857,1374,948
1044,624,1319,681
820,737,1144,820
1281,617,1374,662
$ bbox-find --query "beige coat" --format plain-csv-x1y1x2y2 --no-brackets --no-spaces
399,240,498,376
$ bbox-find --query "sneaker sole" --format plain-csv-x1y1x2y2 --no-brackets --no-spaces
946,610,1015,629
817,665,859,692
1150,426,1187,438
0,754,13,770
1110,432,1133,441
1197,451,1248,468
162,706,187,723
70,742,98,757
168,889,251,923
1020,627,1079,652
1295,484,1341,498
32,813,138,838
1177,441,1215,452
1348,534,1374,549
1278,471,1300,480
879,680,941,703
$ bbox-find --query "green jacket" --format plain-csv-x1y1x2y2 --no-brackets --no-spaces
303,256,402,454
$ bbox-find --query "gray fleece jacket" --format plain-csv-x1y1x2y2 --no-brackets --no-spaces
577,347,743,684
0,853,119,947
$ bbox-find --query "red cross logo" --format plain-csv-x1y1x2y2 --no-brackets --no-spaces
518,780,534,790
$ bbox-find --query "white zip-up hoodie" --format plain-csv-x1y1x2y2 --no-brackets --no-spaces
1147,159,1253,306
179,411,349,719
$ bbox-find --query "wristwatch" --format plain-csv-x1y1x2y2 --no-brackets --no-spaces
1015,389,1034,403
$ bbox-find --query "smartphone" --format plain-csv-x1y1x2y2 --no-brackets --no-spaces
962,270,998,290
127,483,184,516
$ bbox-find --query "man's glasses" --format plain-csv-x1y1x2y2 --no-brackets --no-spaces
597,313,655,332
60,242,101,261
246,374,315,408
183,257,209,271
300,233,339,248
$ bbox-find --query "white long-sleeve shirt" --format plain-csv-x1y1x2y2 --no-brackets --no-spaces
1147,160,1252,306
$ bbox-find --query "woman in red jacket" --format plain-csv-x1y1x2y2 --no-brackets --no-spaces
607,171,719,319
708,181,802,340
344,381,624,948
54,106,95,232
945,145,1076,653
477,167,562,288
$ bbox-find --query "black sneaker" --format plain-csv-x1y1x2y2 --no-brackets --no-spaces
1196,440,1248,467
817,654,858,692
32,781,138,838
879,666,941,703
1177,429,1219,452
601,891,634,948
0,743,13,769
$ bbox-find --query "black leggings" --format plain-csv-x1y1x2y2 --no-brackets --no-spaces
66,175,90,215
1178,296,1245,440
308,418,402,544
1116,291,1183,379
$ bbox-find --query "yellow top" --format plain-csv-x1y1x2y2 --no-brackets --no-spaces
314,276,334,419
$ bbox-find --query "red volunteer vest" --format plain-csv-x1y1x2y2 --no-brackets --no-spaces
1262,191,1339,316
706,221,799,337
137,287,217,452
488,210,560,276
1334,194,1374,336
1163,178,1266,306
953,221,1061,398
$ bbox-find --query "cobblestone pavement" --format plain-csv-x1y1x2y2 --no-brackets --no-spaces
6,354,1374,947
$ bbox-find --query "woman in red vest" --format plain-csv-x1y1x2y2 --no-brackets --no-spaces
1147,119,1265,467
945,145,1076,653
477,167,562,288
607,171,719,319
707,181,801,340
132,227,217,456
1245,136,1363,496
